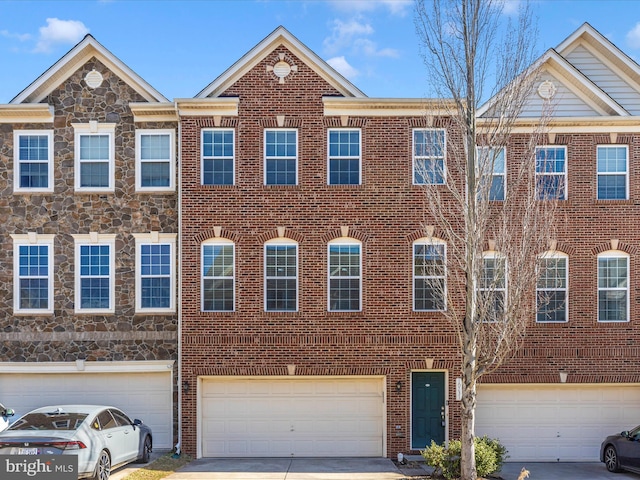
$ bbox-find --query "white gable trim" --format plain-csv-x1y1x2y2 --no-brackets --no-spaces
196,26,365,99
11,35,168,105
0,104,54,123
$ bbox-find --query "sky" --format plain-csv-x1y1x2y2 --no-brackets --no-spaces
0,0,639,103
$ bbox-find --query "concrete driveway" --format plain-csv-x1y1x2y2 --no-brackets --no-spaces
157,457,640,480
111,455,640,480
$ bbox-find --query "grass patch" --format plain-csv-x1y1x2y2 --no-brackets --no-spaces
121,453,193,480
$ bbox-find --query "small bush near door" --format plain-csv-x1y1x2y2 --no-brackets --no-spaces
421,435,508,479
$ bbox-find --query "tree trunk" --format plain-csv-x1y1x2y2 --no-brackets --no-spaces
460,370,477,480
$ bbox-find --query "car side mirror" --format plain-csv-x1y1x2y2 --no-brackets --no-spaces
133,419,143,429
1,407,14,418
622,431,630,438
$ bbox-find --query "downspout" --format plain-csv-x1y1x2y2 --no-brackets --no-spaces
174,100,183,457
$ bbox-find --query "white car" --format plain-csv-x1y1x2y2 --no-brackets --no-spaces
0,404,15,432
0,405,152,480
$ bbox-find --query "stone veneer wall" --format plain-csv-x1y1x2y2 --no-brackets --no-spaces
0,57,178,363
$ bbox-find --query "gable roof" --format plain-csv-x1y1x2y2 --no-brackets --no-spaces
196,26,366,99
11,34,168,104
478,22,640,120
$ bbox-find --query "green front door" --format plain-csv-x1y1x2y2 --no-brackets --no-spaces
411,371,445,449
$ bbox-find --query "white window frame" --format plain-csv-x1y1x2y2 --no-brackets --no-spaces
133,233,176,313
597,250,629,323
413,238,447,312
327,238,362,312
597,145,628,200
201,128,235,186
327,128,362,185
11,233,55,315
135,129,175,192
201,238,235,312
413,128,446,185
72,233,116,314
13,130,54,194
479,251,507,322
535,146,567,200
477,146,506,201
264,128,298,186
73,122,116,193
264,238,298,312
536,251,568,323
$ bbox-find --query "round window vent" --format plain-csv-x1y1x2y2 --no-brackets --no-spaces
85,69,103,89
537,80,557,99
273,61,292,79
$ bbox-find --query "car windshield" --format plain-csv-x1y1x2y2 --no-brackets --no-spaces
8,412,88,431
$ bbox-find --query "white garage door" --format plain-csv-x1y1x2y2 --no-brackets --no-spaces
200,377,385,457
0,364,174,449
476,384,640,462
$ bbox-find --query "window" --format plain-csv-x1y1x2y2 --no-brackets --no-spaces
265,239,297,311
536,146,566,200
597,145,628,200
73,123,115,192
328,240,361,311
479,253,506,321
328,129,361,185
202,239,235,312
133,233,176,313
265,129,297,185
598,251,628,322
202,129,234,186
413,239,446,311
11,234,55,314
413,129,445,185
477,146,505,201
537,252,568,322
73,234,116,313
136,130,175,191
13,131,54,193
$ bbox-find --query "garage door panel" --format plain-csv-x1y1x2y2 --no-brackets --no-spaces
477,385,640,462
201,377,384,457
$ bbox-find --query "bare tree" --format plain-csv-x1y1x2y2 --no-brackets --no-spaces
414,1,557,479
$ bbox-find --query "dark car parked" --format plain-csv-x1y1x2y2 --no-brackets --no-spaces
601,425,640,474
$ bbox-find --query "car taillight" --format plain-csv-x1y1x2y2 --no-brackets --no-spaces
49,441,87,450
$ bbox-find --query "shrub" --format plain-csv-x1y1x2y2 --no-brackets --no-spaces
421,436,508,479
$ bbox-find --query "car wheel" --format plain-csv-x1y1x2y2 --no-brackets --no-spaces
91,449,111,480
137,435,152,463
604,445,621,473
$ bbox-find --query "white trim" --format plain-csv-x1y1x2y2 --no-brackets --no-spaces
201,238,235,312
72,233,117,314
0,360,174,374
13,130,54,194
264,128,298,186
197,26,365,99
135,129,176,192
323,97,453,117
73,123,116,193
133,233,177,313
201,128,235,186
535,145,567,201
11,35,167,104
412,128,447,186
264,238,298,312
327,128,361,186
11,234,55,315
0,104,54,123
596,144,628,200
412,237,447,312
536,251,569,323
327,238,362,312
597,250,630,323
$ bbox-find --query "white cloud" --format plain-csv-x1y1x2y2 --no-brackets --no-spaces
324,19,373,53
501,0,521,16
0,30,31,42
327,56,360,80
34,18,89,53
626,22,640,49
